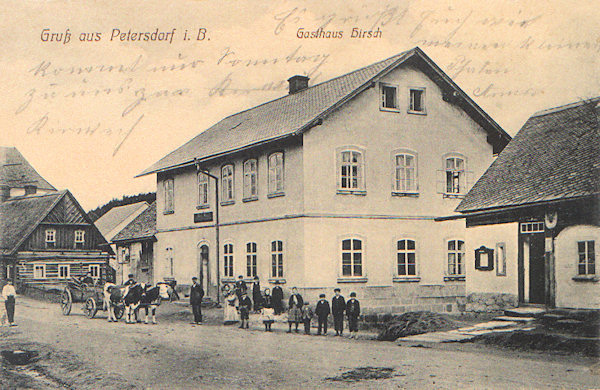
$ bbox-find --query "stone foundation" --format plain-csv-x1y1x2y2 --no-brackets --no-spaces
464,292,518,313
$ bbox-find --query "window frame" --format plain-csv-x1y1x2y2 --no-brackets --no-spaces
396,238,418,278
271,240,284,279
89,264,100,279
267,152,285,197
74,229,85,249
577,240,596,276
446,239,466,280
439,153,471,198
380,82,399,112
221,164,235,205
392,149,419,195
338,236,367,281
243,159,259,201
59,264,70,278
246,242,257,278
45,229,56,249
197,172,210,208
336,147,366,195
408,87,426,115
163,177,175,214
33,264,46,279
223,242,234,278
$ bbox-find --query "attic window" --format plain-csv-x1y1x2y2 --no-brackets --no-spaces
409,88,426,114
380,83,398,111
45,229,56,249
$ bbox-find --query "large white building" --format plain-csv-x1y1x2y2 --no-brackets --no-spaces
138,47,510,312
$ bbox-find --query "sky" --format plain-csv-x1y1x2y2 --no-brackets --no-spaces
1,0,598,211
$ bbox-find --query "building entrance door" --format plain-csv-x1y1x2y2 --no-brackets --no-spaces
520,222,546,305
199,245,209,296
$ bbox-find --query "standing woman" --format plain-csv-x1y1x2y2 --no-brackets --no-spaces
252,276,262,313
287,287,303,333
2,280,16,327
271,284,284,315
222,284,239,325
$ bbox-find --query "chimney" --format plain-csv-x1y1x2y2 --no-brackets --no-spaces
287,75,310,94
24,185,37,195
0,185,10,203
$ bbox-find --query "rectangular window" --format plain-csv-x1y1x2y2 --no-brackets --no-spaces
447,239,465,276
397,239,417,276
243,159,258,199
395,153,418,193
221,165,235,202
45,229,56,249
34,264,46,278
59,264,70,278
341,238,363,277
89,264,100,278
339,150,364,191
74,230,85,249
520,222,545,233
165,247,174,277
223,244,234,278
197,173,209,207
445,157,465,194
409,88,425,113
164,178,174,213
380,84,398,110
246,242,257,278
268,153,284,195
271,240,283,278
578,240,595,275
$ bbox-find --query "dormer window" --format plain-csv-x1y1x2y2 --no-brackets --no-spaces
409,88,426,114
380,83,398,111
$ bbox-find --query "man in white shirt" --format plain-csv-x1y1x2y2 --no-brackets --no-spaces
2,280,17,326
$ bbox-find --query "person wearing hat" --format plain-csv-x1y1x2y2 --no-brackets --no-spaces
252,276,263,313
235,275,247,300
190,277,204,324
238,291,252,329
315,293,330,335
124,273,136,287
331,288,346,336
346,292,361,339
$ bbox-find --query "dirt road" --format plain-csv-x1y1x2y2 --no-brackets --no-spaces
1,297,598,389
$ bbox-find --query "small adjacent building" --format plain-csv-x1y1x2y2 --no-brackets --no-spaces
447,97,600,310
0,190,114,287
111,202,157,285
137,47,510,312
1,146,57,199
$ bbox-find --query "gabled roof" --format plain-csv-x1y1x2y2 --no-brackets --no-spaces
95,201,149,240
456,97,600,213
0,147,56,191
111,202,156,243
138,47,510,177
0,190,112,256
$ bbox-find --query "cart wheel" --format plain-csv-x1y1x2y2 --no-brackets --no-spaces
84,297,97,319
114,304,125,320
61,289,72,316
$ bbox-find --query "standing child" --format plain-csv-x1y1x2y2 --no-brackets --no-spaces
287,287,303,333
261,288,275,332
315,294,330,335
238,291,252,329
301,301,313,335
2,280,17,327
346,292,361,339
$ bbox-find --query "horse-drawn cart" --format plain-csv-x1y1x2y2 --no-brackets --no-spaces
60,278,124,319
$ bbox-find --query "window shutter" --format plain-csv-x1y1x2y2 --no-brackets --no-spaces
465,170,474,192
336,151,342,189
436,170,446,194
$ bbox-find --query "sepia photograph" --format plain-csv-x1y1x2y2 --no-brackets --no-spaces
0,1,599,388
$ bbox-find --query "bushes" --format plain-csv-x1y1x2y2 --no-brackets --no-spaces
377,311,457,341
